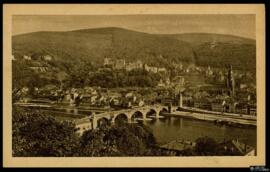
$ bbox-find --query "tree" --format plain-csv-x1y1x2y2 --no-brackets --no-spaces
13,107,168,157
195,136,218,155
78,123,157,156
12,107,80,157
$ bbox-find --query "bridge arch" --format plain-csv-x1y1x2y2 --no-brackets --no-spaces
158,107,169,116
97,117,110,128
114,113,129,125
146,109,158,118
131,111,146,123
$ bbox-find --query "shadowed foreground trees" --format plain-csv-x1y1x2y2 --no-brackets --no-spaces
79,124,157,156
194,136,218,155
13,107,233,156
12,107,158,157
12,107,80,157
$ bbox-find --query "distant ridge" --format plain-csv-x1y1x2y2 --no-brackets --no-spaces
165,32,255,45
69,27,150,35
12,27,256,70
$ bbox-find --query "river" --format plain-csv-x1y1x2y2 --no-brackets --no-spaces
143,117,256,147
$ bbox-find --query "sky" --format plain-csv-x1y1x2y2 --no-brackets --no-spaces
12,14,255,39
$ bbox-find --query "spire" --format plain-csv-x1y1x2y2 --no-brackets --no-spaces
227,65,235,97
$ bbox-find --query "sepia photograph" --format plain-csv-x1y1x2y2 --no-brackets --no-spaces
3,4,265,167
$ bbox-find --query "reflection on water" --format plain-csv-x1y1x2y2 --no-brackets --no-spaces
144,117,256,147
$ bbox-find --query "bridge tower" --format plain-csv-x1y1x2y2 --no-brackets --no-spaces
91,114,98,130
226,65,235,97
156,108,160,118
168,102,172,113
110,113,115,124
178,92,183,108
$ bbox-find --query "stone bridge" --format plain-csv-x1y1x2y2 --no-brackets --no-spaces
75,105,170,134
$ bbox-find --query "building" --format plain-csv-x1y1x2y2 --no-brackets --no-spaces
134,60,143,69
144,64,158,73
210,40,217,49
240,84,248,89
125,61,140,71
29,62,49,72
23,55,31,60
217,139,255,156
125,62,136,71
125,92,133,98
226,65,235,97
75,118,92,136
172,76,185,86
157,79,166,88
104,57,114,67
86,95,97,105
210,98,224,112
216,71,225,82
178,63,183,70
125,60,144,71
12,55,16,60
206,66,213,76
40,55,53,61
98,67,112,72
114,59,126,69
29,66,48,72
165,78,170,86
137,100,144,107
194,99,212,110
246,103,257,116
158,67,167,73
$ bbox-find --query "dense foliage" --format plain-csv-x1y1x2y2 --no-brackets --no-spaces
172,33,256,70
12,107,80,156
66,68,164,88
194,136,218,155
12,58,165,90
79,123,157,156
12,60,61,98
12,107,161,157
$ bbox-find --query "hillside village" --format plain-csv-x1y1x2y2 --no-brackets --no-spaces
12,52,256,116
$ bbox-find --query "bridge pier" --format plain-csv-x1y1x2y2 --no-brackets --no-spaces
178,92,183,108
92,115,98,130
168,103,172,113
156,110,160,118
142,112,147,120
128,117,132,123
110,113,115,125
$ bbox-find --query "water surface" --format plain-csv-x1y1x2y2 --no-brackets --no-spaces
144,117,256,147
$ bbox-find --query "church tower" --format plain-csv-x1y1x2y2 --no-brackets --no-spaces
226,65,235,97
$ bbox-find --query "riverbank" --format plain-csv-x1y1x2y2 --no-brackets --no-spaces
162,107,256,126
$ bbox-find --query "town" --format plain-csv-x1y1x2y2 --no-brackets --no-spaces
13,54,256,116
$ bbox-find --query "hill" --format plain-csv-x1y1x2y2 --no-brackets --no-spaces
12,27,195,68
165,33,255,45
12,27,256,70
163,33,256,70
